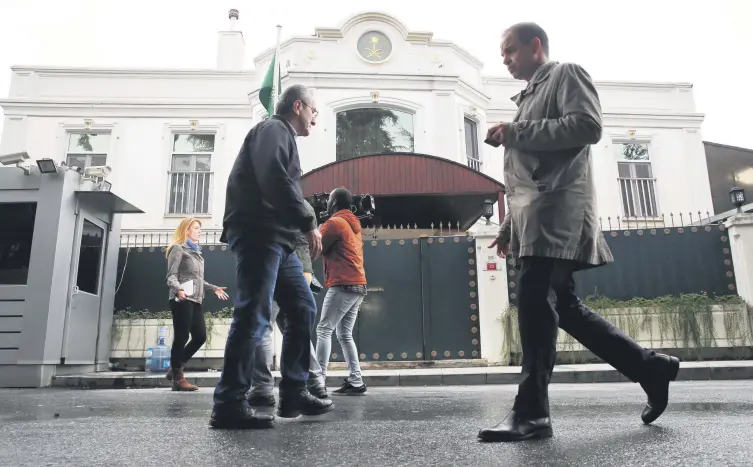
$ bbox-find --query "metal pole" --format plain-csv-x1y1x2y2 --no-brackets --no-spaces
272,25,282,113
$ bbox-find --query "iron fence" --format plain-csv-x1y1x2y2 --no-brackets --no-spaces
597,210,719,231
119,221,472,247
119,211,720,247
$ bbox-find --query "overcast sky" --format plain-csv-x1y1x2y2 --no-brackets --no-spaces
1,0,751,149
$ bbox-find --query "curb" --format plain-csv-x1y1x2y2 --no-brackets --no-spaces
51,362,753,389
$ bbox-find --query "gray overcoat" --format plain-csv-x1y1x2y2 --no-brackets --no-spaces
497,61,614,270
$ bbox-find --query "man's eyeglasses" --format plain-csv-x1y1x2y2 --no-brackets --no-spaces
302,102,318,118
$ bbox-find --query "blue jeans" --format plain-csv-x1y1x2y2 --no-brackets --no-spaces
213,229,317,406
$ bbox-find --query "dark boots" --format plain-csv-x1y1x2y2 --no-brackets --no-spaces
277,388,334,418
640,353,680,424
478,409,553,442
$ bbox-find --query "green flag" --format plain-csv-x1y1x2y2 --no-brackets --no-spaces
259,55,281,116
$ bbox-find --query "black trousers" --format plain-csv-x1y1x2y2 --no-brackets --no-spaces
169,299,207,369
514,256,654,417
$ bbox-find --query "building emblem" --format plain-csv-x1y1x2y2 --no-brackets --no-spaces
357,31,392,63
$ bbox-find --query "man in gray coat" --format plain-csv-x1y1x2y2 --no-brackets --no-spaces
479,23,680,442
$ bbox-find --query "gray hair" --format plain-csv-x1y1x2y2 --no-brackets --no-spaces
275,84,314,116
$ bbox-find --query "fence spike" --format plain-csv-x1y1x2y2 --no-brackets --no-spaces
456,221,461,231
607,216,612,230
689,211,694,225
679,212,684,226
617,216,622,230
670,212,675,227
414,223,419,229
705,211,711,225
431,222,434,230
698,210,703,225
599,217,603,229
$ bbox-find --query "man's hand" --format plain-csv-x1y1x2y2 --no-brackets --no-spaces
487,122,509,146
305,228,323,259
488,237,510,258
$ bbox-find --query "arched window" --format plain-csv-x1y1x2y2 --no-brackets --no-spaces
335,108,415,161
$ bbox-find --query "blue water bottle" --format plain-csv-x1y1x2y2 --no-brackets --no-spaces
148,326,171,373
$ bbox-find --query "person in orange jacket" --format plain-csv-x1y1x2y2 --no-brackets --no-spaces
313,188,368,395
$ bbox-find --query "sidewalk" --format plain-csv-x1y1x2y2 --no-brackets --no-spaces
52,360,753,389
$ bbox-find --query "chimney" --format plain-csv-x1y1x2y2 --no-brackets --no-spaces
217,9,245,70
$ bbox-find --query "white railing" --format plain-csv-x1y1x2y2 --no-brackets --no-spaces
618,177,659,218
166,171,213,215
466,157,482,172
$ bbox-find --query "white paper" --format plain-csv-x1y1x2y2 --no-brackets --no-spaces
179,280,194,297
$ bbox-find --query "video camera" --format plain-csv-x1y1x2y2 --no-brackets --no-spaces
307,192,376,223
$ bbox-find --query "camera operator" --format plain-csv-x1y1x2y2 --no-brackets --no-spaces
314,188,368,396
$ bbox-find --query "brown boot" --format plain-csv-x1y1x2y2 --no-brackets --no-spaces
165,364,184,382
172,368,198,392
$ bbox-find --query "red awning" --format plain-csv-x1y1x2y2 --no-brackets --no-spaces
302,153,505,229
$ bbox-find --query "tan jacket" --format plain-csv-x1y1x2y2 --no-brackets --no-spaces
166,244,219,304
498,61,614,271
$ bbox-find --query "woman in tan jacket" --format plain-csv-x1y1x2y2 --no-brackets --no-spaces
165,217,229,391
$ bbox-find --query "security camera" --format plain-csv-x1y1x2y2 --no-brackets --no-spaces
83,165,112,179
0,151,30,166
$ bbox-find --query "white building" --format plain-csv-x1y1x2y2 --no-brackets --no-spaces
0,11,713,232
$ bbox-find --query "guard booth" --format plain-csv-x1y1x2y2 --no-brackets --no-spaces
0,159,142,387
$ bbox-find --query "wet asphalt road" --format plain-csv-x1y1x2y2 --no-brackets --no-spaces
1,381,752,466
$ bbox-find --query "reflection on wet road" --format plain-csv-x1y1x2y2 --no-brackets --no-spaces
1,381,752,466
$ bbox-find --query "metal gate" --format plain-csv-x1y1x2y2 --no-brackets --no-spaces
313,234,480,363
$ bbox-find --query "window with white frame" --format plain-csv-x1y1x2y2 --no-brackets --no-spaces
464,118,481,171
615,142,659,218
167,134,215,215
66,133,110,171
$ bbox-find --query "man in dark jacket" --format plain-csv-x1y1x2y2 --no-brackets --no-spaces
479,23,679,442
247,199,329,406
211,84,333,429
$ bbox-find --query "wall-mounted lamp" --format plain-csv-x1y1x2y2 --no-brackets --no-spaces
36,158,59,174
482,199,494,225
370,91,379,104
84,119,93,131
730,186,746,214
189,119,199,131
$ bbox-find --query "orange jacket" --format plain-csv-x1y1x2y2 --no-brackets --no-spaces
320,209,367,287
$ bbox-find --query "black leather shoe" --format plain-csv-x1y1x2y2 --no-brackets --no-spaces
308,384,329,399
277,389,334,418
478,410,553,442
246,393,276,407
209,403,275,429
640,353,680,425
